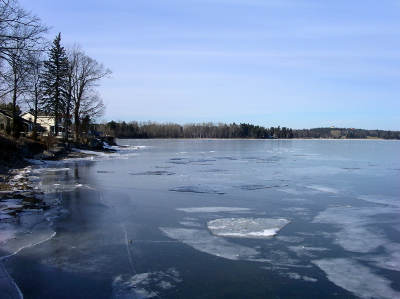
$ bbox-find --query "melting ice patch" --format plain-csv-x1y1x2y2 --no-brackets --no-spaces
275,236,305,243
299,184,339,193
207,218,290,238
359,242,400,272
160,228,262,261
333,226,388,253
32,167,70,173
112,268,182,299
177,207,252,213
312,206,400,253
313,258,400,299
288,246,330,258
286,272,317,282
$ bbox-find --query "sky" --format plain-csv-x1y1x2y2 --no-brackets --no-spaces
18,0,400,130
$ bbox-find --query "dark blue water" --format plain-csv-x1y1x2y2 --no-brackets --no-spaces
2,139,400,298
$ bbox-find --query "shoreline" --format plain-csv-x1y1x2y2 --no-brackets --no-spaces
0,149,105,298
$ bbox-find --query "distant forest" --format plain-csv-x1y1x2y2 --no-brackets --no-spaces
95,121,400,140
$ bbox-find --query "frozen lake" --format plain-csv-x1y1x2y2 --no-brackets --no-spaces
1,139,399,299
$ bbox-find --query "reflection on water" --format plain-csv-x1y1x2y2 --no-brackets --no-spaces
2,140,399,299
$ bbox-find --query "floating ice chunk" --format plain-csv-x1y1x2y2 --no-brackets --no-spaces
287,272,302,280
303,276,318,282
112,268,181,299
160,228,261,260
206,218,290,238
287,272,317,282
313,258,400,299
177,207,252,213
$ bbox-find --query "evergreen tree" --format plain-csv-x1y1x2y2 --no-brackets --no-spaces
41,33,68,136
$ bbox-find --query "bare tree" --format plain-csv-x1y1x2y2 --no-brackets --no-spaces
76,90,106,133
66,45,111,142
0,0,47,58
1,27,32,136
0,0,47,136
24,51,44,138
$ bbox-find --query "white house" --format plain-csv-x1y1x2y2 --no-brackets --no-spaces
20,112,63,135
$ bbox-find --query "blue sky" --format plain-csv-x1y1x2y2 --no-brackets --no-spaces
19,0,400,130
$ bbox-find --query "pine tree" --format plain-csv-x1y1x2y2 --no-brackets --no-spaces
41,33,69,136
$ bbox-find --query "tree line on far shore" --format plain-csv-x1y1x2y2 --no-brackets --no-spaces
96,121,400,140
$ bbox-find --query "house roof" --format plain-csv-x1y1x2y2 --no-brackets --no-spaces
0,109,32,125
21,111,55,118
0,109,13,118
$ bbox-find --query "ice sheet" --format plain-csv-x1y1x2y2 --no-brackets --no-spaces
206,218,290,238
313,258,400,299
5,139,399,298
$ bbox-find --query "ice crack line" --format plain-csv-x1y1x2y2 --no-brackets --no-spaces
121,222,136,272
0,232,57,261
120,223,161,299
83,185,103,202
0,262,24,299
236,262,281,299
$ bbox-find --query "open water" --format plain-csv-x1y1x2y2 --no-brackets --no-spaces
1,139,399,299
